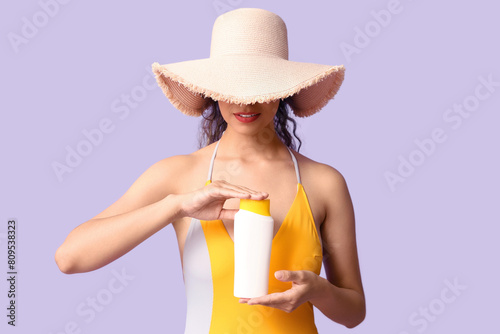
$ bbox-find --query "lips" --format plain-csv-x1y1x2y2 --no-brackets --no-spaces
234,113,261,123
235,113,259,117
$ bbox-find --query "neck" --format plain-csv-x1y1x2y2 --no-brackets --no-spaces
218,124,285,160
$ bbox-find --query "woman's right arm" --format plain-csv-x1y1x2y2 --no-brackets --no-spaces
54,155,267,274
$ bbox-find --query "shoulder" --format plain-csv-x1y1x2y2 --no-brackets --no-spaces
292,150,347,191
147,142,215,171
292,150,351,223
138,143,216,194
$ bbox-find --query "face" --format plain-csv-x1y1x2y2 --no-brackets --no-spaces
218,100,280,134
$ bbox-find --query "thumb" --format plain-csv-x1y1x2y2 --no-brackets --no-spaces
218,209,239,220
274,270,292,281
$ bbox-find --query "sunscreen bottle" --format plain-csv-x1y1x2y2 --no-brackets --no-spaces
233,198,274,298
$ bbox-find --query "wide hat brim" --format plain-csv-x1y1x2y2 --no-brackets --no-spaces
152,55,345,118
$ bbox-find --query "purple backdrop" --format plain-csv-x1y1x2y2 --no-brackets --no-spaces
1,0,499,333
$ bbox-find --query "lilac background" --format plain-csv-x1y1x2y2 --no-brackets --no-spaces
1,0,499,333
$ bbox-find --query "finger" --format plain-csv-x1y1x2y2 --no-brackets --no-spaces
275,270,304,283
247,292,287,306
225,190,268,200
211,181,269,197
219,209,239,220
221,186,268,198
275,270,291,281
206,186,252,199
209,187,268,200
238,298,251,303
236,186,269,197
248,192,269,199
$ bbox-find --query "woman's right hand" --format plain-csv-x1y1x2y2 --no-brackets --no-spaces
175,180,268,221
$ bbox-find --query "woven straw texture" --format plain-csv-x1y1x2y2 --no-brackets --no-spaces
152,8,345,117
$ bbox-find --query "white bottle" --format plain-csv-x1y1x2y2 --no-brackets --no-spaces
233,198,274,298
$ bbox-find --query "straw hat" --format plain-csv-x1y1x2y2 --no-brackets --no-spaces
152,8,345,118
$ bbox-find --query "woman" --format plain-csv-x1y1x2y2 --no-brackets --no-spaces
55,8,365,333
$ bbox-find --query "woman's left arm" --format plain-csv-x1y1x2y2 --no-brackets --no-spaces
308,166,365,328
240,166,365,328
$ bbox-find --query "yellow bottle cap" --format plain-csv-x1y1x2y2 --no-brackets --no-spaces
239,198,271,216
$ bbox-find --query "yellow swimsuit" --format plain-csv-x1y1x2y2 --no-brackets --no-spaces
182,139,323,333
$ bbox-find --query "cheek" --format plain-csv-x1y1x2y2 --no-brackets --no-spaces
262,111,277,123
219,109,231,120
256,104,279,125
263,103,280,121
217,102,233,121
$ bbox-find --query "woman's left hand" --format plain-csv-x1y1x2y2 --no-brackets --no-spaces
239,270,323,313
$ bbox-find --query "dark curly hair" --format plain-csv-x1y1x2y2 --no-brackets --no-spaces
198,99,302,151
